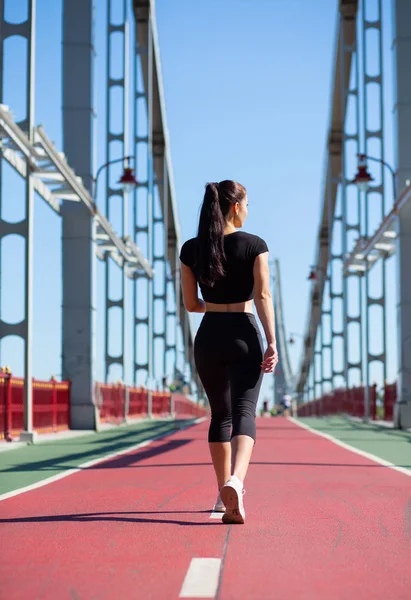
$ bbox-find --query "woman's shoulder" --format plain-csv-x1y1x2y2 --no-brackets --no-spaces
185,236,198,243
236,231,268,247
179,237,198,266
181,237,198,251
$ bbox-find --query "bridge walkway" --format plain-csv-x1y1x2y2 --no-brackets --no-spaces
1,417,410,599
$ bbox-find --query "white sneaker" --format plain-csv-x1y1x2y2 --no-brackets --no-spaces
213,492,226,513
220,475,246,524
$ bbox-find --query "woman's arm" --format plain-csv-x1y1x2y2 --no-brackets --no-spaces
253,252,278,373
180,262,206,313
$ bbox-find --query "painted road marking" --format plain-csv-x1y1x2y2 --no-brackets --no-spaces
209,511,223,519
180,558,221,598
290,417,411,478
0,417,207,502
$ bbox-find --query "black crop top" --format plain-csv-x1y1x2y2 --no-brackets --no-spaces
179,231,268,304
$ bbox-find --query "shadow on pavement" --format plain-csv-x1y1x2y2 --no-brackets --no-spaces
86,422,180,444
103,461,410,469
94,439,193,470
1,438,193,474
0,510,219,527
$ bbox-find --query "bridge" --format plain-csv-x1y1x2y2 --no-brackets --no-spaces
0,1,410,599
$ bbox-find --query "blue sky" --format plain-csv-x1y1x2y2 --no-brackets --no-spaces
0,0,398,406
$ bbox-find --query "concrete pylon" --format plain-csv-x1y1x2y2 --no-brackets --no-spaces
61,0,97,429
393,0,411,429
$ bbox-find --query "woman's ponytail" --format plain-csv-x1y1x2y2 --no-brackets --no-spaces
197,182,226,287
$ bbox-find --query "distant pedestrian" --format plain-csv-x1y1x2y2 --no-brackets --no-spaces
281,393,292,417
180,180,278,524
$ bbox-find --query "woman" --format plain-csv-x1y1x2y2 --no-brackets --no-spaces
179,180,278,524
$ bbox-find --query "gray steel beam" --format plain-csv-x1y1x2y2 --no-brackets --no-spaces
152,151,169,388
162,158,172,377
0,104,152,276
362,0,386,420
133,28,149,387
296,1,359,394
104,0,129,383
132,12,153,391
132,0,195,368
61,0,96,429
23,0,35,440
147,16,154,394
327,164,337,392
0,145,60,213
273,259,294,402
341,11,362,392
344,187,411,274
392,0,411,428
0,0,36,443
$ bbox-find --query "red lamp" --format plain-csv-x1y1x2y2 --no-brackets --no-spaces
118,166,138,192
307,269,317,281
353,155,374,192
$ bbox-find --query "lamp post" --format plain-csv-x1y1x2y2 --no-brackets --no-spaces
94,155,138,394
287,332,304,345
307,266,329,281
93,155,138,201
351,153,397,423
352,153,396,200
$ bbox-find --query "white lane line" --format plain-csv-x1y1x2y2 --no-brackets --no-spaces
180,558,221,598
290,417,411,478
209,511,223,519
0,417,207,502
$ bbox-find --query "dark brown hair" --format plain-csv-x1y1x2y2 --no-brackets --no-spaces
196,180,246,287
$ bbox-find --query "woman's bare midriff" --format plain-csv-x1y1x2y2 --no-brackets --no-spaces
205,300,254,313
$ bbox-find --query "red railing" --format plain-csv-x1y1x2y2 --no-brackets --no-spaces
95,383,208,424
384,382,397,421
152,391,172,416
297,385,377,420
173,393,208,418
0,371,70,440
1,371,208,440
128,387,149,418
96,383,126,424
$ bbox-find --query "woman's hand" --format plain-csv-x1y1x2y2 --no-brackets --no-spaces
261,343,278,373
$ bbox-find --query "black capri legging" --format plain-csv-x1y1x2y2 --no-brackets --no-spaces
194,312,264,443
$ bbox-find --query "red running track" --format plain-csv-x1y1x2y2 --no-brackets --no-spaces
1,418,410,599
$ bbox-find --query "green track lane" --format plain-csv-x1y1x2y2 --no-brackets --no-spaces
0,419,196,495
298,416,411,470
